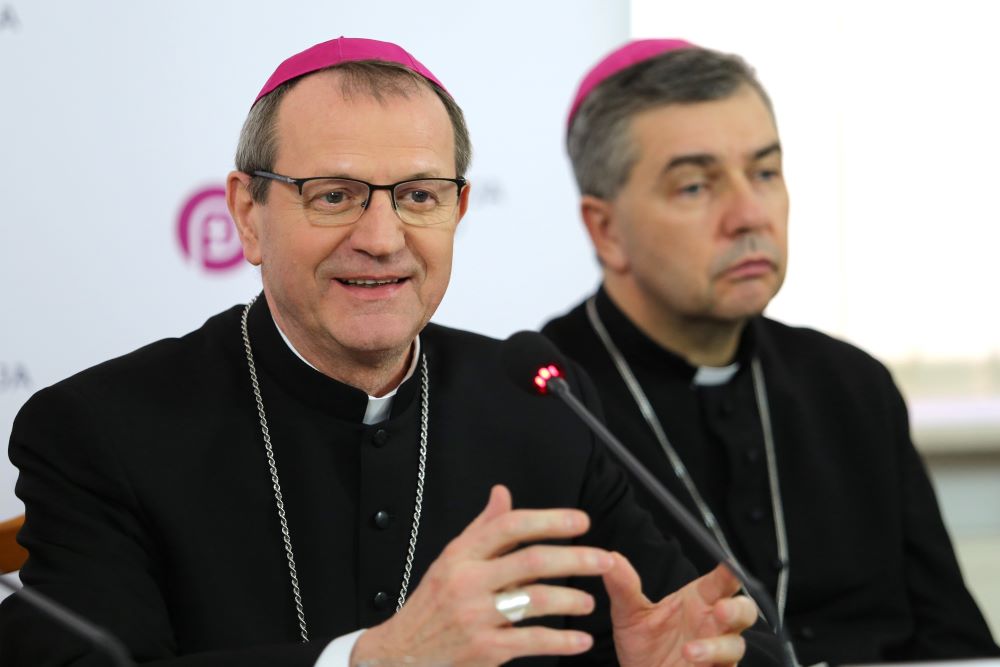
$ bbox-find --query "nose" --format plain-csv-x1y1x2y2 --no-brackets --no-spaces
349,189,406,257
720,177,772,237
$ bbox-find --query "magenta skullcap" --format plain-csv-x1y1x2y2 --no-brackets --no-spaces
254,36,446,106
567,38,696,129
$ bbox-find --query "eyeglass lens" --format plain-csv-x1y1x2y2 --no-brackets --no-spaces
298,178,460,226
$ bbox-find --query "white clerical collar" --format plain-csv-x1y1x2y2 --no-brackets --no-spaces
692,362,740,386
275,325,421,425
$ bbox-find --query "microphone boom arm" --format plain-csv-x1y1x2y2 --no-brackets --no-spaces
547,376,798,667
0,573,133,667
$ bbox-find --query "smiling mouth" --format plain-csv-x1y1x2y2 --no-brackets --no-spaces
337,278,405,287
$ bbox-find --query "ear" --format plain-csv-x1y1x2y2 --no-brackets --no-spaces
580,194,629,273
454,179,471,228
227,171,263,266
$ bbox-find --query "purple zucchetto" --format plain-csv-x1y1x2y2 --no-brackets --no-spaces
567,38,696,129
254,36,446,106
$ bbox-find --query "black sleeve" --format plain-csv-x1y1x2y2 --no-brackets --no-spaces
0,384,330,667
886,375,1000,658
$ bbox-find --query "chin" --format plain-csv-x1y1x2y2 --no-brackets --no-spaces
717,284,779,319
331,320,421,356
708,301,771,323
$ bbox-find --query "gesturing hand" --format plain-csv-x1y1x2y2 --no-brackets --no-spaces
351,485,616,666
605,556,758,667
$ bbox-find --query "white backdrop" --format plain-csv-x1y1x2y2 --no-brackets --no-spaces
0,1,627,519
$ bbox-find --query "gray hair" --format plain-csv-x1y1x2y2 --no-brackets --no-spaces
235,60,472,203
567,47,772,199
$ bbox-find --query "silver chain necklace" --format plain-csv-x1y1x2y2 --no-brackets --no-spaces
585,296,790,623
240,297,430,642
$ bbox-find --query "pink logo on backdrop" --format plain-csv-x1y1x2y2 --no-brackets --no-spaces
177,186,245,272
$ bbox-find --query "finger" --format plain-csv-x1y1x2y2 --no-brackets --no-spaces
695,563,741,603
462,506,592,560
602,551,652,624
467,484,513,531
490,625,593,661
493,583,595,625
489,544,614,590
442,485,513,559
713,595,759,632
683,633,746,664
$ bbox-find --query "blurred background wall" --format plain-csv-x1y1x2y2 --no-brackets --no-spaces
1,0,996,633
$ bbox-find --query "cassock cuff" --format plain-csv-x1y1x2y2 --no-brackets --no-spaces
314,628,366,667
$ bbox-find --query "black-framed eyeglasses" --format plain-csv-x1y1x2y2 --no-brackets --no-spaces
252,170,467,227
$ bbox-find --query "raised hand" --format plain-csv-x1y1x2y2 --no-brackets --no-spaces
350,485,616,666
604,556,758,667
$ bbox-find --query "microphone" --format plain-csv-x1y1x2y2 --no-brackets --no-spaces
0,573,134,666
501,330,797,667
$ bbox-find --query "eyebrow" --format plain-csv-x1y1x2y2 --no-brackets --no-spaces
752,142,782,161
320,171,444,182
661,141,783,174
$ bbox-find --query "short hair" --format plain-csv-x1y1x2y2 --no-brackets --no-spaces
567,47,772,199
236,60,472,203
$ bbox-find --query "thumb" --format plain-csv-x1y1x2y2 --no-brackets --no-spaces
696,564,741,603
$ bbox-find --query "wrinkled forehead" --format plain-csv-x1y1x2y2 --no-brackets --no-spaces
627,88,781,165
271,71,456,172
274,67,449,129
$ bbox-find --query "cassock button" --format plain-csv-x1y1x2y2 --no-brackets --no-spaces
745,449,761,464
373,510,392,529
747,507,765,523
721,399,735,415
796,625,816,641
373,591,391,610
372,429,389,447
771,558,785,572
